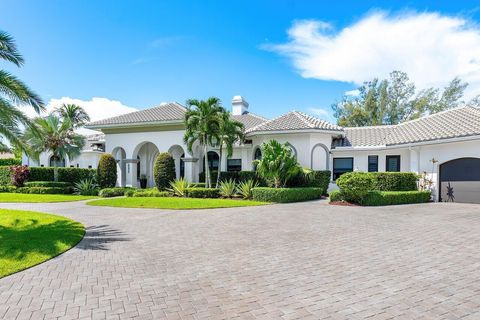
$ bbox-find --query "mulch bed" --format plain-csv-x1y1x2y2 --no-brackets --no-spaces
329,200,360,207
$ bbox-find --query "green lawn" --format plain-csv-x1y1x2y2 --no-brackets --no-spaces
0,209,85,278
0,193,97,203
87,197,268,209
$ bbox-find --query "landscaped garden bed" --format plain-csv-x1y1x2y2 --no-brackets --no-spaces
0,209,85,278
330,172,432,206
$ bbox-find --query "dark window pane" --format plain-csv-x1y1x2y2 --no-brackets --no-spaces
333,157,353,180
386,155,401,172
227,159,242,172
368,155,378,172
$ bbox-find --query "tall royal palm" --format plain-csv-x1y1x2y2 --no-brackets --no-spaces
54,103,90,128
24,115,85,181
215,111,244,188
0,30,44,150
183,97,223,188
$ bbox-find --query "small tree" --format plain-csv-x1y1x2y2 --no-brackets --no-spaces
153,152,176,190
10,165,29,187
254,140,301,188
97,154,117,188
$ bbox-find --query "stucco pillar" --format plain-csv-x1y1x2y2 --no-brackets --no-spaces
124,159,139,187
409,147,420,173
183,158,198,183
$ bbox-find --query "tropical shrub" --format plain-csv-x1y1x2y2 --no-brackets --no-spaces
27,167,96,183
362,190,431,206
287,170,331,193
185,187,220,198
28,167,54,181
16,186,73,194
218,179,236,198
169,177,191,197
252,187,322,203
96,154,117,188
73,178,99,196
24,181,71,188
190,182,206,188
254,140,301,188
153,152,176,190
0,158,21,166
0,185,16,193
336,172,374,204
328,189,343,202
236,179,258,200
10,165,30,187
98,187,132,197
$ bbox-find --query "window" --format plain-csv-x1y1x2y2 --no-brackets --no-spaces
254,148,262,160
333,157,353,180
204,151,219,172
180,153,185,178
368,155,378,172
386,155,401,172
227,159,242,172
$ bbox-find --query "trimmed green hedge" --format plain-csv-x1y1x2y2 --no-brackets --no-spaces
287,170,331,194
154,153,176,190
15,186,74,194
0,185,16,192
0,158,21,166
97,154,117,188
362,191,431,206
370,172,418,191
99,187,132,198
131,190,170,197
185,187,220,198
24,181,71,188
0,166,11,185
252,187,322,203
190,182,206,188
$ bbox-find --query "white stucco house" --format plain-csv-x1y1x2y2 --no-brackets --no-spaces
23,95,480,203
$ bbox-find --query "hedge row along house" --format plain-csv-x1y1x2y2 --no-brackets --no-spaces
22,96,480,203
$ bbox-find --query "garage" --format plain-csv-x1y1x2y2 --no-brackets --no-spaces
439,158,480,203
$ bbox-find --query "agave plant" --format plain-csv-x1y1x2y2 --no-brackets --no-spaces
169,177,191,197
236,179,258,200
219,178,236,198
73,178,98,196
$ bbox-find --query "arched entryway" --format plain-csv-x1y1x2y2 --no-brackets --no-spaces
112,147,127,187
439,157,480,203
311,143,330,170
202,151,219,173
168,145,185,179
132,142,159,188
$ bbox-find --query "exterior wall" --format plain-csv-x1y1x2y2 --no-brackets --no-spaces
22,151,103,169
331,148,411,173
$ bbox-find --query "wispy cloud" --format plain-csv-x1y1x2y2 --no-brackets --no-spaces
345,89,360,97
308,107,331,118
267,11,480,98
149,36,184,48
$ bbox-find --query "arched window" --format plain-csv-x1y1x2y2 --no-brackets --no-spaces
180,153,185,178
136,155,140,180
254,148,262,160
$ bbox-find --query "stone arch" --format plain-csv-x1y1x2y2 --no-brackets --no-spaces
310,143,330,170
112,147,127,187
49,155,66,167
168,145,186,179
286,142,297,157
132,141,159,188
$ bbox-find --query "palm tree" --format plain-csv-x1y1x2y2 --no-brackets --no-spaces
183,97,223,188
54,103,90,128
215,110,244,188
0,30,44,150
254,140,301,188
24,115,85,181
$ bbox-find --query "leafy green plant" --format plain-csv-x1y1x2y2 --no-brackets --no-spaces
218,179,236,198
96,153,117,188
254,140,301,188
185,187,220,198
362,190,431,206
153,152,176,190
169,177,191,197
9,165,29,187
98,187,132,198
15,186,73,194
328,190,344,202
236,179,258,200
336,172,374,204
0,158,21,166
73,178,98,196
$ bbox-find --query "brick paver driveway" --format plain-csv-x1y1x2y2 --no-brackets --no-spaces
1,200,480,320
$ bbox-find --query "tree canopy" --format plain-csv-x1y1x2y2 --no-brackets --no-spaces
332,71,475,127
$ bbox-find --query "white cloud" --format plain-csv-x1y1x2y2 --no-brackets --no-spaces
345,89,360,97
269,11,480,97
308,107,330,117
25,97,138,135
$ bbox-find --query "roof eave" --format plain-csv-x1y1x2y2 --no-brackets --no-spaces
85,119,184,130
246,128,344,136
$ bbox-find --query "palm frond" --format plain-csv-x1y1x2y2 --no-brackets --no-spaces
0,70,44,113
0,30,24,66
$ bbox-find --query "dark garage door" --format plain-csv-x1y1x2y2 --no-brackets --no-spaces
439,158,480,203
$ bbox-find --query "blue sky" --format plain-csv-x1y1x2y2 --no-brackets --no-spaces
3,0,480,123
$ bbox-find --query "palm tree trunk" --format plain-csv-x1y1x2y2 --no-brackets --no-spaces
204,144,210,188
53,158,59,182
216,145,223,188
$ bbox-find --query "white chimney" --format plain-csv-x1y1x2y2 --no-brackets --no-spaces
232,95,249,115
